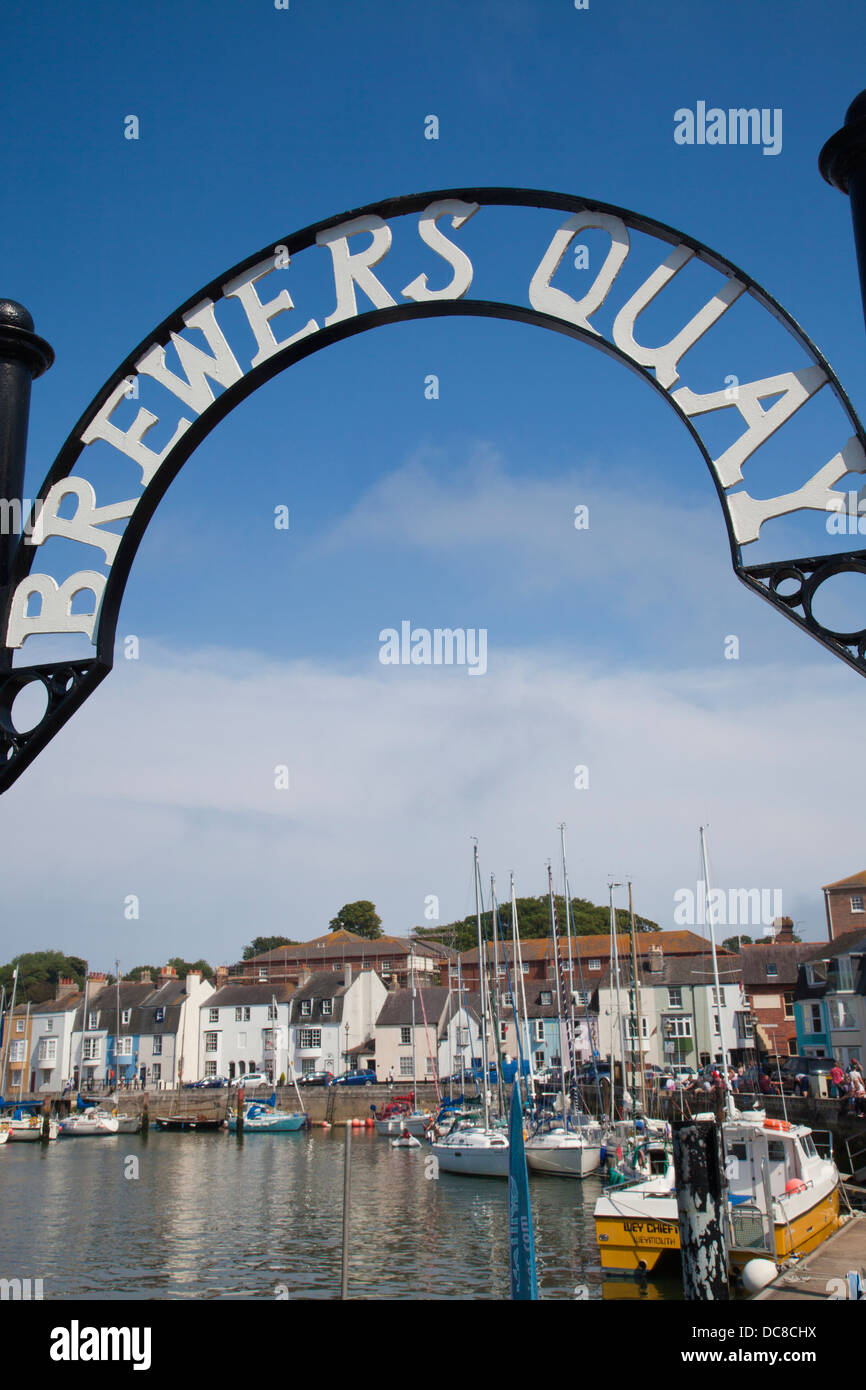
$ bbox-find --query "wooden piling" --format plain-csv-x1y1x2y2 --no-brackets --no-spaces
672,1119,730,1300
236,1086,245,1136
141,1092,149,1140
41,1098,51,1141
340,1122,351,1300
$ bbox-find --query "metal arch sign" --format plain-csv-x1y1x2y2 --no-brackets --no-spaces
2,185,866,792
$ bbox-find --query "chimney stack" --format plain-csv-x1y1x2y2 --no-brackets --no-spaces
773,916,795,944
648,945,664,973
56,976,77,1000
158,965,178,983
185,971,201,994
215,965,229,988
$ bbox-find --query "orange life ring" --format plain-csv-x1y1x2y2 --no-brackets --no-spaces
763,1118,791,1132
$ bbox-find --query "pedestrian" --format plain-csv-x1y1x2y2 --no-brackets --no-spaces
850,1068,866,1118
830,1062,845,1098
758,1069,777,1095
388,1066,395,1090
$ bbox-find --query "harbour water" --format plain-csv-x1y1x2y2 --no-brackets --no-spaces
0,1129,679,1300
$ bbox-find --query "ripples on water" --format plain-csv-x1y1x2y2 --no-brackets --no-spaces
0,1131,679,1300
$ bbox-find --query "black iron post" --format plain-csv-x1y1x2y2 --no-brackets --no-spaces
0,300,53,595
820,90,866,330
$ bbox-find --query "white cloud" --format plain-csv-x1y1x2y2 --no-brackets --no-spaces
0,636,858,971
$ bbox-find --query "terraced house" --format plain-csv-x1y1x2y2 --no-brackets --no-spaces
795,930,866,1068
289,969,387,1078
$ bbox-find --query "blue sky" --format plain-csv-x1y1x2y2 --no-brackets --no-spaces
1,0,865,968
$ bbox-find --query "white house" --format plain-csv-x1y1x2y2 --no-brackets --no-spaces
288,969,388,1077
200,983,295,1082
136,967,214,1088
374,987,483,1083
28,978,83,1091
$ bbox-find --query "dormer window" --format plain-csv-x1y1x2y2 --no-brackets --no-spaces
765,963,778,978
540,991,552,1006
121,1009,131,1025
300,1000,312,1017
88,1012,99,1030
154,1008,165,1023
588,959,601,972
322,1000,332,1016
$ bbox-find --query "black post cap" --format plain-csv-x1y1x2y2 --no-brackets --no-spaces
820,88,866,193
0,300,54,377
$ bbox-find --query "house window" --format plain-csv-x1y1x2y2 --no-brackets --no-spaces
399,1057,414,1077
380,961,391,973
322,1000,332,1017
851,896,864,912
425,1056,434,1073
234,1006,250,1022
533,1020,544,1043
82,1037,100,1060
806,1003,823,1034
784,993,795,1019
540,991,552,1006
44,1019,53,1033
118,1037,133,1057
121,1009,131,1025
209,1008,219,1023
736,1012,754,1042
259,969,268,981
152,1064,161,1083
588,959,601,971
500,1022,508,1043
300,1000,312,1017
205,1060,217,1077
267,1003,277,1021
521,963,529,975
534,1050,545,1069
9,1041,26,1063
829,998,858,1030
765,963,778,978
154,1008,165,1023
626,1017,647,1040
400,1027,412,1046
298,1029,321,1049
456,1029,469,1047
38,1038,57,1063
836,957,855,991
87,1013,98,1030
664,1016,692,1038
205,1032,218,1053
152,1036,162,1056
667,988,682,1009
575,991,589,1007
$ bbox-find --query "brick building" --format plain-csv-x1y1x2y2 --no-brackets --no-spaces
738,919,816,1058
822,872,866,942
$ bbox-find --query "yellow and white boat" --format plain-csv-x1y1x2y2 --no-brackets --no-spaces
594,1108,840,1274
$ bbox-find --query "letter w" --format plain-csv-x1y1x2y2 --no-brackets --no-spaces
136,300,244,413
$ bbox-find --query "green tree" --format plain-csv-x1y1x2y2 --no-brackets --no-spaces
165,957,215,980
243,936,296,960
329,901,383,940
126,965,157,982
722,935,753,951
413,895,660,954
0,950,87,1003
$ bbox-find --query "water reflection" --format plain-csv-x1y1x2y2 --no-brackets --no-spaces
0,1129,679,1300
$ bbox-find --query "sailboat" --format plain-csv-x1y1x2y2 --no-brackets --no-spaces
594,827,841,1275
432,843,510,1179
525,854,606,1178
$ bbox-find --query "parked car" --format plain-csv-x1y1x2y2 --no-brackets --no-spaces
186,1076,229,1088
329,1070,378,1085
777,1056,837,1096
296,1070,334,1086
232,1072,269,1089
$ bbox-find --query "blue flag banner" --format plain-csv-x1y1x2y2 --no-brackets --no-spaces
508,1082,538,1301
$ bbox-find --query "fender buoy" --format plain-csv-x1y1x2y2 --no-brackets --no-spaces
784,1178,806,1194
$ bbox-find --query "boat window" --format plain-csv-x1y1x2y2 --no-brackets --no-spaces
767,1140,786,1162
728,1142,748,1163
800,1134,818,1160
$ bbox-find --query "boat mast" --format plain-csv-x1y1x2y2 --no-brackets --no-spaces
115,959,121,1091
473,841,490,1131
0,967,18,1095
489,875,505,1119
699,826,734,1117
411,955,417,1114
547,865,569,1125
511,873,534,1105
18,999,31,1100
628,883,648,1119
559,824,576,1033
609,882,626,1122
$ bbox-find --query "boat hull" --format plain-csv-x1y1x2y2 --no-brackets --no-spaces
227,1112,306,1132
432,1131,510,1178
595,1185,841,1273
154,1116,224,1131
6,1118,59,1141
526,1136,603,1177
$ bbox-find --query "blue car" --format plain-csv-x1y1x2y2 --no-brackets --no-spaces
329,1071,378,1086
